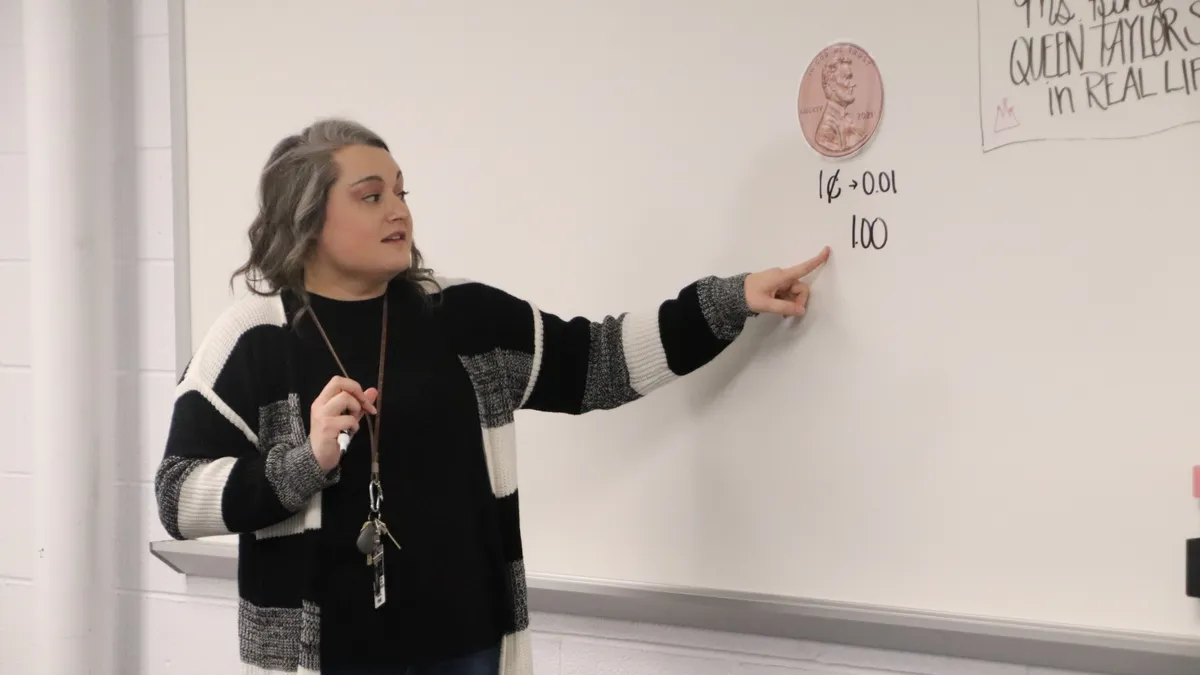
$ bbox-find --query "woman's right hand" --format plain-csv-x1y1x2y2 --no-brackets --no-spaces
310,376,378,472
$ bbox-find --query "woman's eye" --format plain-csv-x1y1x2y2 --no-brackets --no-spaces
364,194,380,203
397,190,409,201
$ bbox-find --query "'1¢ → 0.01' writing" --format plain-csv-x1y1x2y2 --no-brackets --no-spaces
818,169,898,204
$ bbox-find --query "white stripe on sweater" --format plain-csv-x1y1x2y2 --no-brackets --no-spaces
519,303,544,408
176,456,237,539
481,422,518,498
176,293,289,444
621,309,677,395
500,629,532,675
255,491,322,539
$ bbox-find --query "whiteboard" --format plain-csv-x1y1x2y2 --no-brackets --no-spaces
178,0,1200,640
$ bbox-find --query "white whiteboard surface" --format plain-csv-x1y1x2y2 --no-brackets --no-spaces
179,0,1200,640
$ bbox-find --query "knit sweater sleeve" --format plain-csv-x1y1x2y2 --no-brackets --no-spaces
154,297,337,540
474,273,755,415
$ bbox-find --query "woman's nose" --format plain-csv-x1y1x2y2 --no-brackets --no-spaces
385,194,408,220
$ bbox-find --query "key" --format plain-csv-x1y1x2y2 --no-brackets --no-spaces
376,518,401,551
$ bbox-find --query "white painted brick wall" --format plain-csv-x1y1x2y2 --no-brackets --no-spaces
0,2,1106,674
0,0,34,672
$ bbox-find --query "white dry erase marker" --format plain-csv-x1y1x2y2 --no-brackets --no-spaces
338,430,351,455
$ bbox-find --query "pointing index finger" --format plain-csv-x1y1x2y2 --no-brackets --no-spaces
787,246,831,279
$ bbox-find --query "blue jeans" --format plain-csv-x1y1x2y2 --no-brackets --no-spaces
327,642,501,675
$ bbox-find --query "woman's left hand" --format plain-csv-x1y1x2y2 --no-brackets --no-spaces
744,246,831,317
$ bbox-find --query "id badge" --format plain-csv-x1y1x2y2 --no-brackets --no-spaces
371,540,386,608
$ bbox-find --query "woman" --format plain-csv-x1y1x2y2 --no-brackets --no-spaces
154,118,830,675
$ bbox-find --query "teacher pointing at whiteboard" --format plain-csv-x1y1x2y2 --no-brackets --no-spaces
154,118,830,675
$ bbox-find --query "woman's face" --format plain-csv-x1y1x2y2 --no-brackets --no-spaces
308,144,414,293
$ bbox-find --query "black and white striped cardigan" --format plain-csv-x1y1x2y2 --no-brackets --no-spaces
154,273,754,674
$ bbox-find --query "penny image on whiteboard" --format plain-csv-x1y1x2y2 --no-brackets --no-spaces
797,42,884,159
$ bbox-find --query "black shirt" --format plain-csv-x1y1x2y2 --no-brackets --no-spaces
298,285,508,668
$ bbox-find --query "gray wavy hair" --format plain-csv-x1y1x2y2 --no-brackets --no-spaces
231,118,438,308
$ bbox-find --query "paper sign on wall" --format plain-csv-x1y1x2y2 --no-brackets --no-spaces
977,0,1200,152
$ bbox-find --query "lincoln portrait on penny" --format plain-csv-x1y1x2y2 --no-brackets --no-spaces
814,55,866,154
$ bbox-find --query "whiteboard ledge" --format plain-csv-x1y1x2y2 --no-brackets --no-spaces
149,539,1200,675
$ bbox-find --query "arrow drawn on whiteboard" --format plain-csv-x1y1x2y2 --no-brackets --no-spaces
994,98,1020,133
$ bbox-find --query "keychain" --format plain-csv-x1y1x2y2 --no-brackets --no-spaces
357,518,400,558
356,481,399,608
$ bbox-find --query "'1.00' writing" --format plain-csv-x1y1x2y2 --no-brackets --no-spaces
851,215,888,250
